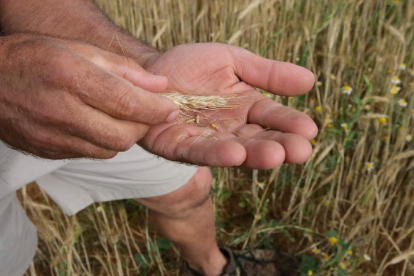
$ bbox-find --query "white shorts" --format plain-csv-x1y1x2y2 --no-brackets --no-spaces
0,143,198,276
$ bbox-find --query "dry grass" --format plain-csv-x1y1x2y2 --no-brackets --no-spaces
21,0,414,275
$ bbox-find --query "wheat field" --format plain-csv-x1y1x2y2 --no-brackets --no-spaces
21,0,414,275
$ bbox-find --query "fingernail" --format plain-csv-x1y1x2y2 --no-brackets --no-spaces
165,111,179,123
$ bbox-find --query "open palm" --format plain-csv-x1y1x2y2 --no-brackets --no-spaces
140,43,318,169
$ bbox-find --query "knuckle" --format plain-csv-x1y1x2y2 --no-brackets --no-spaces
114,89,137,118
110,132,136,152
45,53,73,84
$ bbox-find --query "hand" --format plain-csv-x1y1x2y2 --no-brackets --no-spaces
140,43,318,169
0,34,178,159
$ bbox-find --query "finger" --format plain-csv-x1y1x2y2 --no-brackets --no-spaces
48,101,151,152
21,125,118,159
234,124,313,164
139,124,247,167
248,98,318,139
232,138,286,169
63,42,168,92
71,59,179,125
251,131,313,164
230,46,315,96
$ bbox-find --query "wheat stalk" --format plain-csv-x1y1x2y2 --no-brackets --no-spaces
159,93,242,113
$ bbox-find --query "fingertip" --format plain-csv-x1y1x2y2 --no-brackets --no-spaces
301,68,316,92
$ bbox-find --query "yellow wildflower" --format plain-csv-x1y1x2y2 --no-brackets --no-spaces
342,85,353,95
347,249,353,256
325,201,330,206
257,182,265,190
317,81,322,86
313,247,321,254
324,253,330,260
96,206,103,213
310,139,316,146
330,74,336,80
315,106,322,113
365,162,374,172
390,86,401,94
340,262,346,269
364,104,371,111
262,92,273,98
406,135,413,142
398,99,407,107
308,270,313,276
341,123,349,133
329,237,338,245
391,75,401,84
379,117,387,124
399,63,406,70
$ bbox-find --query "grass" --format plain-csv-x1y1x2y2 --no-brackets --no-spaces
21,0,414,275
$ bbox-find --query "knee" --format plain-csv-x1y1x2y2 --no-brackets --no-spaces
136,167,212,218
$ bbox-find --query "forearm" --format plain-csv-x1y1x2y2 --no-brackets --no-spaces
0,0,158,66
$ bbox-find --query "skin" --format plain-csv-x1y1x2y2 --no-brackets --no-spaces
140,43,317,169
0,0,318,168
0,1,318,275
0,34,178,159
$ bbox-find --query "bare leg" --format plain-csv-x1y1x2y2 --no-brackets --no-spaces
136,167,227,276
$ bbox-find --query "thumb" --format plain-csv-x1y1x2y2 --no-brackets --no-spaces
63,41,168,92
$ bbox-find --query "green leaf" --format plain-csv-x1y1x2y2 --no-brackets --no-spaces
135,254,150,269
326,230,339,238
156,238,171,250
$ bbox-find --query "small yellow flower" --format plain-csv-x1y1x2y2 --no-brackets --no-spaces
340,262,346,269
384,135,390,141
342,85,353,95
254,214,262,220
262,92,273,98
379,117,387,124
330,74,336,80
315,106,322,113
96,206,103,212
347,249,353,256
324,253,330,260
387,69,392,75
365,162,374,172
313,247,321,254
393,0,399,4
329,237,338,245
364,104,371,111
257,182,265,190
399,63,406,70
317,81,322,86
341,123,349,133
406,135,413,142
325,201,330,206
390,86,401,94
398,99,408,107
308,270,313,276
391,75,401,84
310,139,316,145
327,123,333,129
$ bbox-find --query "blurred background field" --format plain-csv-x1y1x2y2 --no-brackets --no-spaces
21,0,413,275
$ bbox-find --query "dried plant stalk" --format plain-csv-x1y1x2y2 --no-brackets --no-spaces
159,93,242,113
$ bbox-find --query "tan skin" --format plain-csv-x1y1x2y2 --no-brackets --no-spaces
0,1,318,275
0,34,178,159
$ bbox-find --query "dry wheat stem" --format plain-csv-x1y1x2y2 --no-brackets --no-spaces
159,93,244,114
